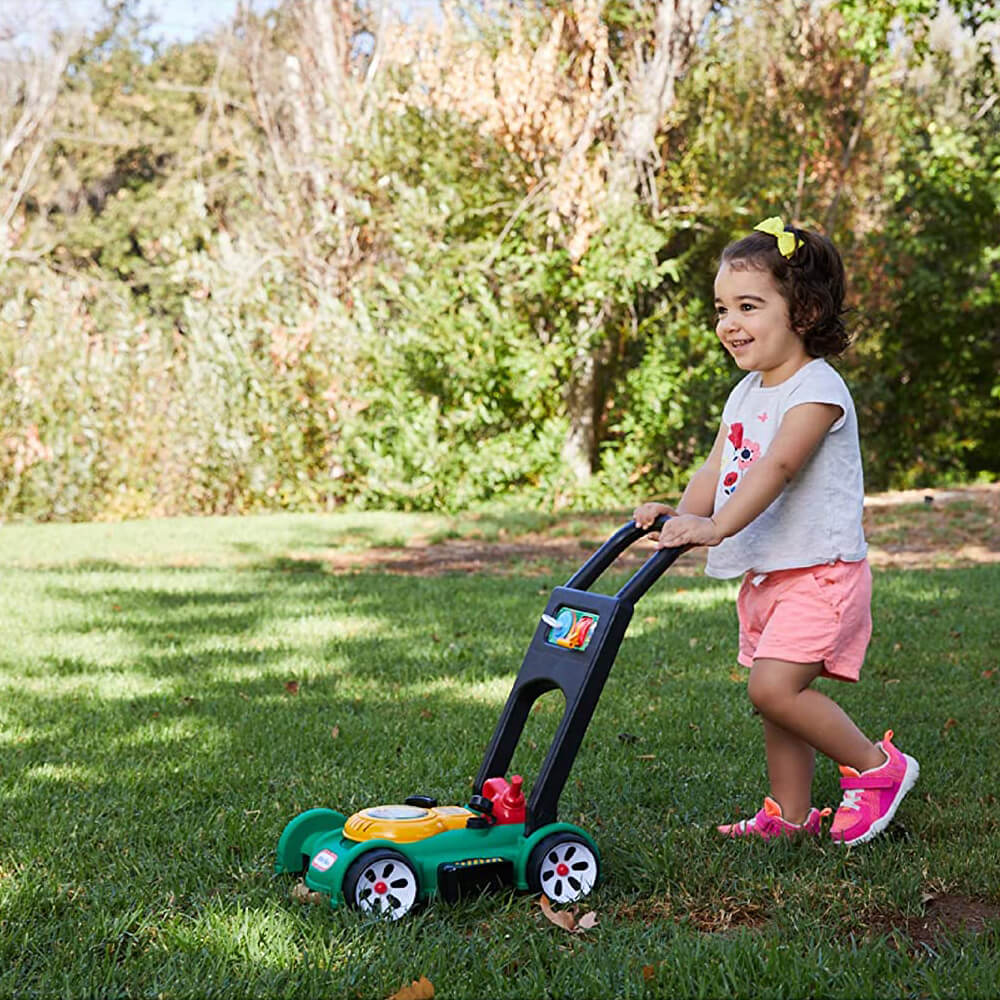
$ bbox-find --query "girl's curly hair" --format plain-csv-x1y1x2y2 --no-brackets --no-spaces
720,228,850,357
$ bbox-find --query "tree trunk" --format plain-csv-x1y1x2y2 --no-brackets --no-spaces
561,0,714,483
562,345,600,484
562,317,616,485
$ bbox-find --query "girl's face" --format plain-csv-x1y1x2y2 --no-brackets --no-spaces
714,261,810,387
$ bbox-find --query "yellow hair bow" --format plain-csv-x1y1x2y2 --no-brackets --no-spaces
753,216,802,258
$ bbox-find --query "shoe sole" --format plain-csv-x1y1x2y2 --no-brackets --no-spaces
835,754,920,846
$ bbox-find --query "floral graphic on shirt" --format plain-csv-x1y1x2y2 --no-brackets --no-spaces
736,439,760,469
722,422,762,495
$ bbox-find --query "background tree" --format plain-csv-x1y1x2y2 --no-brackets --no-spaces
850,5,1000,485
1,0,996,519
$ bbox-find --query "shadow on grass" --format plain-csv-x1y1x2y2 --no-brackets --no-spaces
14,559,999,762
1,559,738,883
3,558,1000,996
6,555,1000,825
39,559,690,684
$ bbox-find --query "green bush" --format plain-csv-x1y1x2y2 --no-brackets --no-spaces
2,3,997,522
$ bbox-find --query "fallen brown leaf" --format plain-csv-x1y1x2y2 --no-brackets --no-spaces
540,894,578,932
539,895,598,934
290,881,325,906
284,680,299,696
387,976,435,1000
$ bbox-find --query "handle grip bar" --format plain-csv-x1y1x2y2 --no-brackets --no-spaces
564,514,688,606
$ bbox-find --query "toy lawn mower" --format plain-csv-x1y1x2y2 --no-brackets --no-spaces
275,515,684,918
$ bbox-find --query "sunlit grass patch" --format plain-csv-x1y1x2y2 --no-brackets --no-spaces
1,513,999,997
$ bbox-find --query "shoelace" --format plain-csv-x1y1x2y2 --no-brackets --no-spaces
839,788,864,812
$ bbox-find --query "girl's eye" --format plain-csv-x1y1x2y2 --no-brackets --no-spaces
740,302,756,311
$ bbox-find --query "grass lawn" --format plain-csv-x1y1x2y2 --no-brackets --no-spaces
1,508,998,999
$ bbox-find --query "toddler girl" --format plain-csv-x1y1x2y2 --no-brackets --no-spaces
634,218,919,845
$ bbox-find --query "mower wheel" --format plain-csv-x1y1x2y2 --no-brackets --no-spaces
343,849,420,920
527,833,599,904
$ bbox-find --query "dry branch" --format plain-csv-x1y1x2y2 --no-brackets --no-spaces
0,17,80,257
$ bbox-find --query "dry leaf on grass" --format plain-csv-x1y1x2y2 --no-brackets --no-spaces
290,881,325,906
284,680,299,695
387,975,434,1000
539,895,598,934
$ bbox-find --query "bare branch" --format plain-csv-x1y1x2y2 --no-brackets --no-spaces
823,61,872,232
618,1,715,169
231,0,393,292
0,18,80,259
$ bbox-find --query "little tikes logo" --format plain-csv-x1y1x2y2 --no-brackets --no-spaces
310,850,338,872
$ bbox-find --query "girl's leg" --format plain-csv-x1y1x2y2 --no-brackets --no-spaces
748,658,885,819
761,716,816,825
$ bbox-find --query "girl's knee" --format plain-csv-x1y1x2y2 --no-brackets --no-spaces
747,660,815,716
747,671,780,714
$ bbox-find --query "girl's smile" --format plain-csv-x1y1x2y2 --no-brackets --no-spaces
714,262,811,386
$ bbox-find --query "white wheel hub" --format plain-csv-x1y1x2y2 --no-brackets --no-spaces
538,840,598,903
353,856,418,919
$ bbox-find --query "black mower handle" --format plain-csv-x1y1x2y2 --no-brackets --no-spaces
564,515,688,606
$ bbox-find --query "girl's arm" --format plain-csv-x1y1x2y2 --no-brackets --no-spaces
677,421,728,516
634,423,727,529
653,402,841,548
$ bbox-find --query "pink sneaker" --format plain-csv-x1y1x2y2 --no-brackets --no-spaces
831,730,919,846
718,796,830,839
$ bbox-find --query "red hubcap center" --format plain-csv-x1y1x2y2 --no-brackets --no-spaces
556,863,569,877
373,880,388,895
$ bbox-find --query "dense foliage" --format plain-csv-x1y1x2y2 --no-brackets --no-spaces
1,0,997,519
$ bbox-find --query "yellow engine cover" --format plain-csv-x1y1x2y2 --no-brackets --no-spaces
343,804,475,844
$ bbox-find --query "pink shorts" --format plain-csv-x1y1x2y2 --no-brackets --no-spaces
736,559,872,683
